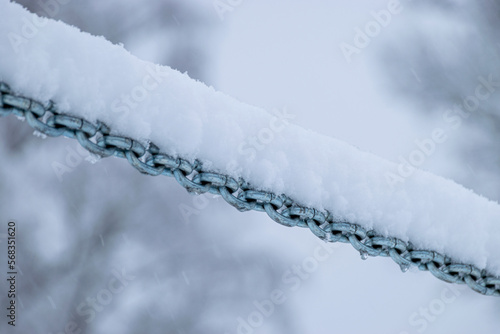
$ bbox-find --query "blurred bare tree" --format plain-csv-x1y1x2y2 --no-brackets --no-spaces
14,0,214,82
0,1,297,333
380,0,500,200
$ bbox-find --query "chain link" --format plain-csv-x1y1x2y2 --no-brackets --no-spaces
1,82,498,297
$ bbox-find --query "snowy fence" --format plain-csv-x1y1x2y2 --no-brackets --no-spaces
1,82,499,297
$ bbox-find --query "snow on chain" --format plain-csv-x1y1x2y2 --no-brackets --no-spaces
1,0,499,276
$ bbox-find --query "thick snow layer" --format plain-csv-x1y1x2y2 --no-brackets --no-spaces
1,1,500,275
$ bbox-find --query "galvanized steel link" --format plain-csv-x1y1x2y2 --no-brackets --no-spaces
1,82,499,297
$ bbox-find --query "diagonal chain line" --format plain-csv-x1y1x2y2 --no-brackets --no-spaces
1,82,499,297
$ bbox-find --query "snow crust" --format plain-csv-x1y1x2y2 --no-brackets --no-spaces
1,1,499,275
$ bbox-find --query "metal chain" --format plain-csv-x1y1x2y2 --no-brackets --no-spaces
1,82,499,297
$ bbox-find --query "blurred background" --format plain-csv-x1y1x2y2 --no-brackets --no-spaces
1,0,500,333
